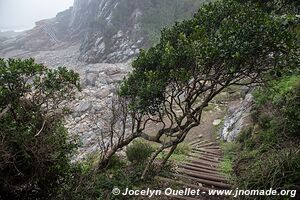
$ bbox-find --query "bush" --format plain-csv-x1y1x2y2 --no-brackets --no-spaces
230,75,300,199
0,58,80,199
221,142,240,160
57,154,160,200
235,149,300,199
126,140,154,164
173,142,191,155
254,75,300,137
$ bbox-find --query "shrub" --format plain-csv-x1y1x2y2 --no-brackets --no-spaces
221,142,240,160
126,140,154,164
232,75,300,199
236,149,300,199
173,142,191,155
254,75,300,137
58,154,159,200
0,58,80,199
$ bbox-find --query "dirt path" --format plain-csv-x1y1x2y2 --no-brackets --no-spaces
185,103,226,143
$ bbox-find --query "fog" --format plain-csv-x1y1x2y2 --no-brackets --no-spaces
0,0,74,31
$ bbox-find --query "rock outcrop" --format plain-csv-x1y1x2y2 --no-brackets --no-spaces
0,0,203,63
0,0,207,159
65,62,131,159
220,93,255,141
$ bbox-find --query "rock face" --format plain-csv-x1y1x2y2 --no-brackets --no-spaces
65,62,131,159
220,94,255,141
0,0,203,64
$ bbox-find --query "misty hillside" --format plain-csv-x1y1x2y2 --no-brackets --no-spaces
0,0,207,63
1,0,299,200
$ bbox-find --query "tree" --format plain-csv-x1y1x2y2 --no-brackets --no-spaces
238,0,300,14
0,58,80,199
97,95,142,169
117,0,299,178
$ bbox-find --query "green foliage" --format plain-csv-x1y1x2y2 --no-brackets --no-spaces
228,75,300,199
219,159,233,175
236,127,257,150
110,0,207,45
218,142,239,179
119,0,299,114
237,0,300,14
58,155,161,200
126,140,155,164
0,58,80,199
173,142,191,155
58,157,127,200
237,149,300,199
221,142,240,160
254,75,300,137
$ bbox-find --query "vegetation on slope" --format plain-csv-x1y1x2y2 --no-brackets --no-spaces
115,0,299,177
217,1,300,199
1,0,299,199
221,75,300,199
0,58,80,199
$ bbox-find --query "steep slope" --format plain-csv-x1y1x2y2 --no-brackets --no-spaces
0,0,208,159
0,0,206,63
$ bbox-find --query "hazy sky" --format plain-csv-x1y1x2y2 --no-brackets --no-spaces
0,0,74,31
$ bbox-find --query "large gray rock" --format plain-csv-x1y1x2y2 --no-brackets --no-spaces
220,94,254,141
75,101,92,113
85,73,98,87
240,86,251,96
95,88,111,99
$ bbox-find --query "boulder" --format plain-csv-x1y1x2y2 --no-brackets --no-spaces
85,73,98,87
220,94,254,141
75,101,92,113
240,86,251,96
213,119,222,126
95,88,111,99
105,67,121,76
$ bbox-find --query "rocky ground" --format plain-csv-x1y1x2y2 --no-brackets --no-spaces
64,62,132,160
0,0,210,160
0,39,254,160
0,42,133,159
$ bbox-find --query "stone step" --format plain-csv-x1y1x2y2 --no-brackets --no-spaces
188,155,222,164
196,142,218,148
193,141,208,148
199,147,222,153
189,138,205,146
191,151,220,158
192,139,208,145
189,153,223,161
205,146,221,150
191,149,223,157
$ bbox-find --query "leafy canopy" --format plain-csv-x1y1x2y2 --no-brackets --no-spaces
120,0,299,114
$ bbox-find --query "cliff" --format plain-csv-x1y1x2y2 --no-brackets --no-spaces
0,0,205,63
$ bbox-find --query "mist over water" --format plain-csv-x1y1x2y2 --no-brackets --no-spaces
0,0,74,32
